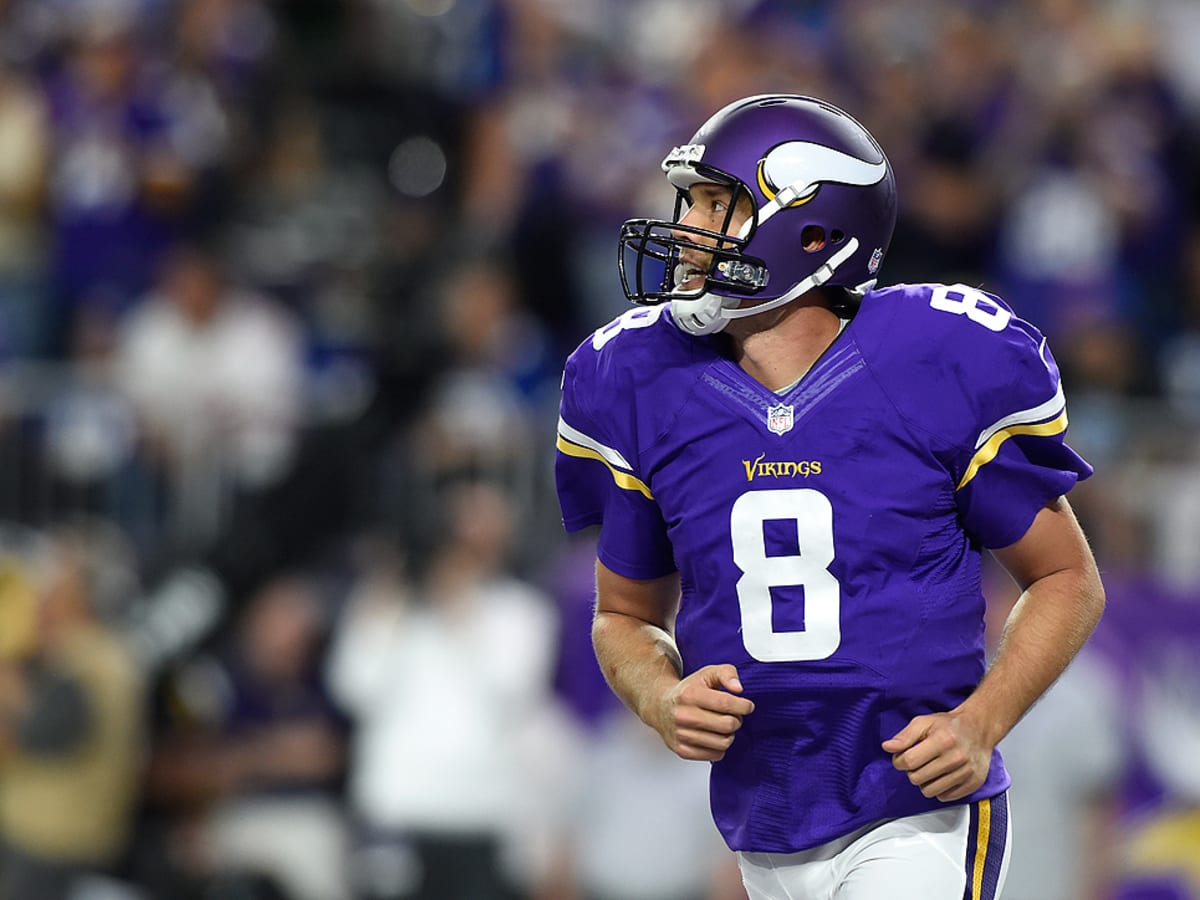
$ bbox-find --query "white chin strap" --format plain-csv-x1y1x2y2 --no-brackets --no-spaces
669,237,860,336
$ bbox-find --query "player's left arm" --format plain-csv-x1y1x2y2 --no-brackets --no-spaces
884,495,1105,802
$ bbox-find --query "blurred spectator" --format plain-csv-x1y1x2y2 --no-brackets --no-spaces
42,302,154,557
43,2,204,350
383,256,557,564
435,256,559,411
115,240,305,547
0,59,51,359
172,0,276,103
226,95,383,301
144,572,349,900
992,137,1126,347
327,482,559,900
0,519,145,900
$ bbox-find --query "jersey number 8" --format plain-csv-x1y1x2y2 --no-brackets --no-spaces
929,284,1012,332
730,488,841,662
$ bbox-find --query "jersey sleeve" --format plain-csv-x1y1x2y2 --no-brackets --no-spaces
866,284,1093,550
555,340,677,580
951,322,1091,548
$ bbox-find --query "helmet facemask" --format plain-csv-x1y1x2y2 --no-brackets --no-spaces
618,178,768,308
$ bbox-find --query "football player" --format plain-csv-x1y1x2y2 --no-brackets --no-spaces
554,94,1106,899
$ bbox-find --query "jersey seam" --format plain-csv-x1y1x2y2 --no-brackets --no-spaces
637,323,724,463
854,334,965,475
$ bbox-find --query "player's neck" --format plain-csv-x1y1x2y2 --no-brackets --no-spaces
727,302,844,392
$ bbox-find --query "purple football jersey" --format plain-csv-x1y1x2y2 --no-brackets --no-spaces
555,283,1093,853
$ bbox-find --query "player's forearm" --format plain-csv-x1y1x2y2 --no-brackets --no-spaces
960,565,1104,745
592,610,683,726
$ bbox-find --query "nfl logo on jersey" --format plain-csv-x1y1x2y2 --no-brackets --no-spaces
766,403,795,435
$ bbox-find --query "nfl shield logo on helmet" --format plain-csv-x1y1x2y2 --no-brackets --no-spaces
767,403,795,435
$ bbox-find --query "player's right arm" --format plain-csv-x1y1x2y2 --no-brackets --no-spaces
558,309,754,760
593,560,755,762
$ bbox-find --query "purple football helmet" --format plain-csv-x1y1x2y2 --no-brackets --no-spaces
618,94,898,335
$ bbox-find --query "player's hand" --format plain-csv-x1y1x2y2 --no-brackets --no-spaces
650,664,754,762
882,707,995,802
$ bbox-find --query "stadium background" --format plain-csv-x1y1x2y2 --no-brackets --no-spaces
0,0,1198,898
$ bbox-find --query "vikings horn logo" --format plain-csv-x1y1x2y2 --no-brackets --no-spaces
756,142,888,208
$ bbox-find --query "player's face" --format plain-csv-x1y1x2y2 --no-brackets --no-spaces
672,182,754,292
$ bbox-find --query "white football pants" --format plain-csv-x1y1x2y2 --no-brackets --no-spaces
738,793,1011,900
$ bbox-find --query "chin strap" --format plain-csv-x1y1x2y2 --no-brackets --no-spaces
669,237,860,336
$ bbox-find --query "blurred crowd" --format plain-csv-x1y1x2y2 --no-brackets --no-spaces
0,0,1198,898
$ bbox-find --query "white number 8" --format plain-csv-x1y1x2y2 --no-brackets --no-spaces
592,305,665,350
730,489,841,662
929,284,1012,332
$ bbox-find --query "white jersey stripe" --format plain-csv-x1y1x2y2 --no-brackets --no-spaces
557,416,633,471
974,381,1064,450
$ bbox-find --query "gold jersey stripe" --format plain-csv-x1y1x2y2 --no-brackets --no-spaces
558,415,633,470
556,435,654,500
957,411,1068,491
972,798,992,900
